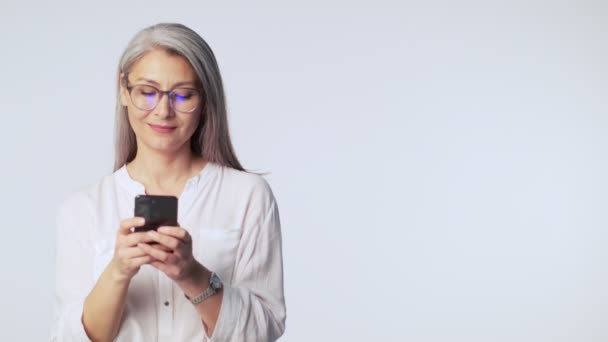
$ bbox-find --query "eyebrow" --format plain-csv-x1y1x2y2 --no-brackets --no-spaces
134,77,196,87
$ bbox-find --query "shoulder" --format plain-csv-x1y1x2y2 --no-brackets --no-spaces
56,172,116,219
214,165,277,210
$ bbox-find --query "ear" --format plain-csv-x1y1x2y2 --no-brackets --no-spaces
119,72,129,107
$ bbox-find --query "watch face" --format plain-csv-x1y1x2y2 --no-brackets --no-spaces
210,273,222,290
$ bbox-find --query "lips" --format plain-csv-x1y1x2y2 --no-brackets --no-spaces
148,124,177,133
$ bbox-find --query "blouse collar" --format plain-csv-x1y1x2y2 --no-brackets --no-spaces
114,161,218,196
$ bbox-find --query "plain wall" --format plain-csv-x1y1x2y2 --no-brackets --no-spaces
0,1,607,341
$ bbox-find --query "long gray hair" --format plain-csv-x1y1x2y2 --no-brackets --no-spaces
113,23,244,172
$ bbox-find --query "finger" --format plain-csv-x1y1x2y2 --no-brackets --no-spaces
130,241,173,253
149,243,174,253
147,230,181,250
129,255,154,268
138,243,176,263
157,226,191,243
116,245,149,259
119,217,146,235
122,231,157,247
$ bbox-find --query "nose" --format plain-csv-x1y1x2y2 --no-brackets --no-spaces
154,92,174,118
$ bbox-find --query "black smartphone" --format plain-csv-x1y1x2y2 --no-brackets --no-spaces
133,195,178,232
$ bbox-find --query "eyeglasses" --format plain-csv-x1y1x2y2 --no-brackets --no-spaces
125,81,202,113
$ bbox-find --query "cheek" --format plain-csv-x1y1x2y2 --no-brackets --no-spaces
182,114,201,135
127,109,146,134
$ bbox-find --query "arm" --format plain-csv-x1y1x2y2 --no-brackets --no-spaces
174,262,223,336
138,181,287,341
82,217,154,341
81,262,130,341
52,195,95,341
51,195,153,342
203,199,286,341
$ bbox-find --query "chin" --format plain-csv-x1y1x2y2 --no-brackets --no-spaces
143,138,186,154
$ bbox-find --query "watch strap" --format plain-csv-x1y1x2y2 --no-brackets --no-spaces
184,272,221,305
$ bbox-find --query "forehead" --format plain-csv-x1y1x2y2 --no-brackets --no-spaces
129,49,197,84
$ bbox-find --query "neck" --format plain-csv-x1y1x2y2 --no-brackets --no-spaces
127,143,205,192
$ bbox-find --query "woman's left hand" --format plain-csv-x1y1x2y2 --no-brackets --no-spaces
137,226,197,281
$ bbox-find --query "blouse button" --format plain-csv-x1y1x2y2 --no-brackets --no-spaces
164,301,170,306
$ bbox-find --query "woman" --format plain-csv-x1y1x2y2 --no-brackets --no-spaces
52,23,286,341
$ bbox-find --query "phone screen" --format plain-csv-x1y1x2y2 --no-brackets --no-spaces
133,195,178,232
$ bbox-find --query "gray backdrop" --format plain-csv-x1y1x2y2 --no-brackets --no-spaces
1,1,607,341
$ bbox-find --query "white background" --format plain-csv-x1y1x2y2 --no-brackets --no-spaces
1,1,607,341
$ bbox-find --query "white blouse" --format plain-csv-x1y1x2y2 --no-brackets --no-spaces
51,162,286,341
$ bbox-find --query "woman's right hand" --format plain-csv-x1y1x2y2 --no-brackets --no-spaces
109,217,156,283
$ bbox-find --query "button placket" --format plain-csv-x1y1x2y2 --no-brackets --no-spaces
157,182,194,339
158,273,173,338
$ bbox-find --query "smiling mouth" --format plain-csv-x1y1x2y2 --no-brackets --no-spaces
148,124,177,133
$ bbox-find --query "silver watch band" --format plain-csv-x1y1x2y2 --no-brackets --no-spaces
184,272,222,305
186,287,215,305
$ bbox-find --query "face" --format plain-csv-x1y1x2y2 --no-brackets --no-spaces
120,49,202,156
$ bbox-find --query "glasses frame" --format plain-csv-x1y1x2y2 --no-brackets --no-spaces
123,73,203,114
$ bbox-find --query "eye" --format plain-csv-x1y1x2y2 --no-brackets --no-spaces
173,89,196,102
134,85,157,96
175,94,192,100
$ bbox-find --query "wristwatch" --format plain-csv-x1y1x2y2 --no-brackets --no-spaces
185,271,223,305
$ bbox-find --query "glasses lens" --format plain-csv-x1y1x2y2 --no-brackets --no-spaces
171,88,201,113
131,85,158,110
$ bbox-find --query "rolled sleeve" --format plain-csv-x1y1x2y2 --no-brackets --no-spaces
52,299,90,341
51,194,94,342
205,196,286,342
